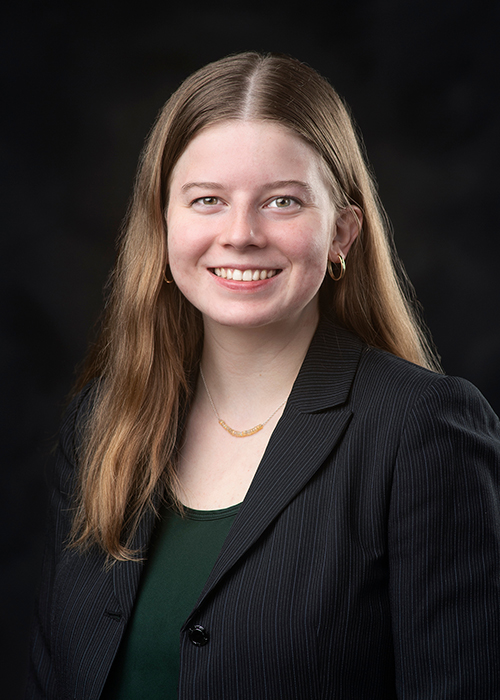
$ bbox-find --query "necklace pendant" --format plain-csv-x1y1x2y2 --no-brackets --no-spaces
219,419,264,437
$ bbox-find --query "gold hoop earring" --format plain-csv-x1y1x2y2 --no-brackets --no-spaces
327,252,346,281
163,266,174,284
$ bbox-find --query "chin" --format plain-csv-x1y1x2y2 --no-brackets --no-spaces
206,315,277,330
202,305,317,332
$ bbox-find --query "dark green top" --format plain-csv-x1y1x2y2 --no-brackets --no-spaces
102,503,239,699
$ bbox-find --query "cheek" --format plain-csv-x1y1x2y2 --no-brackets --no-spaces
287,225,332,269
167,216,209,267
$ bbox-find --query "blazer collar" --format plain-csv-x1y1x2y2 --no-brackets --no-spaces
287,315,364,413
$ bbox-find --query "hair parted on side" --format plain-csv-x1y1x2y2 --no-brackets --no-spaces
70,51,441,561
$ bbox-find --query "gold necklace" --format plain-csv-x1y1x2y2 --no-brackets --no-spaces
199,365,287,438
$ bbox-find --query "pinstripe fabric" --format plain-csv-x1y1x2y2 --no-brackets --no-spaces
26,319,500,699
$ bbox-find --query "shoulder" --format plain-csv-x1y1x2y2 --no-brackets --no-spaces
334,343,499,467
355,344,497,421
51,380,100,502
58,380,100,465
304,318,498,429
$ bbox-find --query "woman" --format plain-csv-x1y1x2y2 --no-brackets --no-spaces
27,52,499,699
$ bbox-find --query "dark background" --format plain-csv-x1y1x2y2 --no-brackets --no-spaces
2,1,499,696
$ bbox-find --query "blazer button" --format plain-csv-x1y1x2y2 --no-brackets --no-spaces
188,625,209,647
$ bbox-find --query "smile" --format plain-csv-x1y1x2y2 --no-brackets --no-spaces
212,268,280,281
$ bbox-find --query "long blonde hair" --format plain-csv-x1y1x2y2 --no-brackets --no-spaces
70,52,440,560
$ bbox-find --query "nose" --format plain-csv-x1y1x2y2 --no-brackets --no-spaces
218,206,265,249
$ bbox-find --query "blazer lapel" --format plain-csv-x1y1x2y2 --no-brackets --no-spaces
190,319,364,616
112,497,159,618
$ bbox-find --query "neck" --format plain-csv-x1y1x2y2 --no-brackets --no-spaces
198,305,319,422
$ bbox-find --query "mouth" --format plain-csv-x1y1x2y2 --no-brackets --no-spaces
211,267,281,281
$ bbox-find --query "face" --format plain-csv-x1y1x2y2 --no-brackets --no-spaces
166,120,342,332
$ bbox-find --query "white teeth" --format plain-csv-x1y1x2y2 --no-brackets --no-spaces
213,267,278,281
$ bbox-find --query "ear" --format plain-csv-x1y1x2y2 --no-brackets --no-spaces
329,205,363,261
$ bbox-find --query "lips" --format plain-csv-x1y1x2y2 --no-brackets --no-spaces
212,267,280,281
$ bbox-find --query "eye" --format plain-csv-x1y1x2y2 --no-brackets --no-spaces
194,196,220,206
267,196,300,209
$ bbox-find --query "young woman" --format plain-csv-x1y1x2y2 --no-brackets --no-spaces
26,52,500,699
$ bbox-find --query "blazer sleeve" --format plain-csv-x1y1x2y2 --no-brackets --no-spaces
388,374,500,698
25,389,89,699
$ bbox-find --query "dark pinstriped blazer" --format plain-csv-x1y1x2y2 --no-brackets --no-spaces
26,318,500,699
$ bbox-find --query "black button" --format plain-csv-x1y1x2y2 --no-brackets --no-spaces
188,625,209,646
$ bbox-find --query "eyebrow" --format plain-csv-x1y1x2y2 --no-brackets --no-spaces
181,181,224,193
266,180,315,197
181,180,315,198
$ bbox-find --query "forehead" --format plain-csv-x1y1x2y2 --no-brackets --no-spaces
169,120,330,189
